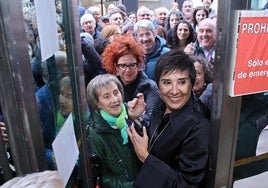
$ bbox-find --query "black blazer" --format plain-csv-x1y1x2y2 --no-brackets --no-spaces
134,94,210,188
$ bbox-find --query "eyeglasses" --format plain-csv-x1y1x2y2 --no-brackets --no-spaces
117,63,138,70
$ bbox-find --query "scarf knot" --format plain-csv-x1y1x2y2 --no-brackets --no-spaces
100,104,129,144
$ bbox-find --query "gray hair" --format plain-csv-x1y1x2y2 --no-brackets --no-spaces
86,74,124,112
1,170,64,188
80,13,95,27
154,7,169,15
133,19,156,36
136,6,151,16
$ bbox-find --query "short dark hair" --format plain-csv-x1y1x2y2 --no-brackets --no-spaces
155,49,196,87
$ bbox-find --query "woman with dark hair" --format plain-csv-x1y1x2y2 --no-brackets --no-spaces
127,49,210,188
192,56,213,97
191,6,209,32
192,56,213,110
102,35,160,126
165,10,185,46
165,10,185,32
168,20,195,55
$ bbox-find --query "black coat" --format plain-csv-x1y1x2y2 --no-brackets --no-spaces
119,72,160,127
134,94,210,188
81,36,104,86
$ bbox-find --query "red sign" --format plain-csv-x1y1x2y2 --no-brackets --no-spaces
229,11,268,96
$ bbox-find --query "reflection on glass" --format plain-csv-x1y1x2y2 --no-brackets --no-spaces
234,92,268,181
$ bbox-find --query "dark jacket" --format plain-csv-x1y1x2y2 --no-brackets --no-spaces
134,94,210,188
81,35,104,86
119,72,160,126
88,110,142,188
194,41,215,65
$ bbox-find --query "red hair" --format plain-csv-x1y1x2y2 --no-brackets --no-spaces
102,35,145,74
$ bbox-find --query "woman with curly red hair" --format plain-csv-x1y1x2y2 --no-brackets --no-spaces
102,35,160,126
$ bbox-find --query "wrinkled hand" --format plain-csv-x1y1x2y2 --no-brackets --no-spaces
127,93,146,120
184,42,195,55
0,122,8,142
127,124,149,162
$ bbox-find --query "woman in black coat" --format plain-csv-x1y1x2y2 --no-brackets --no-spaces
128,49,210,188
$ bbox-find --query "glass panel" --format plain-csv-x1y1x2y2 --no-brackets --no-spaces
233,92,268,181
16,0,84,186
232,2,268,186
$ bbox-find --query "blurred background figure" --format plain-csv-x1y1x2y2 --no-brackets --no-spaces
191,6,209,32
153,7,169,27
86,6,102,31
101,24,122,42
128,11,137,23
170,2,179,11
136,6,152,21
192,56,213,111
182,0,195,23
202,0,217,18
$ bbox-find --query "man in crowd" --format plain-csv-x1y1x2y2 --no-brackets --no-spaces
134,19,170,81
182,0,194,23
80,13,101,40
136,6,152,21
194,18,216,65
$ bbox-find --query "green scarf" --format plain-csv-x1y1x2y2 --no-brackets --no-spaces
100,104,129,145
56,110,67,135
56,111,75,135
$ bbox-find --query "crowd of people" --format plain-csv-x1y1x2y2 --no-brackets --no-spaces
1,0,218,187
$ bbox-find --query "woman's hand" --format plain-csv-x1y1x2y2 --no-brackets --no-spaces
127,93,146,120
0,122,8,142
127,124,149,163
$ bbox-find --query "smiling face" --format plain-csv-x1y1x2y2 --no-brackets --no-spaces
116,54,139,85
156,11,167,26
196,9,207,24
96,82,123,117
193,61,206,92
158,69,192,114
197,19,216,51
136,27,155,54
177,23,190,40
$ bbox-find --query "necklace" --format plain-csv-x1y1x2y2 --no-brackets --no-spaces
148,120,170,152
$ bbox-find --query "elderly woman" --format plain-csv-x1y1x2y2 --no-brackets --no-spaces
86,74,146,188
102,35,160,126
127,49,210,188
192,56,213,111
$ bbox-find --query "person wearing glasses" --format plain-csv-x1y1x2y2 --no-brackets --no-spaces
102,35,160,127
134,19,170,81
